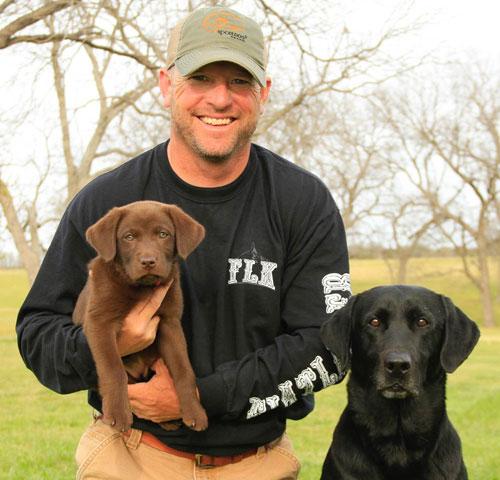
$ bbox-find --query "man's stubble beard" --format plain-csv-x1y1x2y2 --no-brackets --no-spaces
170,110,258,165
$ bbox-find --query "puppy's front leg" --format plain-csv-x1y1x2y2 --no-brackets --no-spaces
157,318,208,431
84,320,132,431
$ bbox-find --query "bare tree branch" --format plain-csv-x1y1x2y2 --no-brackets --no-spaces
0,0,81,49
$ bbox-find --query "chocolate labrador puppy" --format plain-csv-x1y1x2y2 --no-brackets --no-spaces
73,200,207,432
320,285,480,480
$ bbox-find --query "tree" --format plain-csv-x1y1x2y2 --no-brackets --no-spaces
376,61,500,327
378,198,439,284
0,0,420,282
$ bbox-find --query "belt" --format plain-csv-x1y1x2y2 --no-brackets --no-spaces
122,430,258,468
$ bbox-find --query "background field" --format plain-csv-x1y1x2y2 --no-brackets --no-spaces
1,259,499,479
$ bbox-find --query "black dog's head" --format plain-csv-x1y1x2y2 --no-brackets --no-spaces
86,201,205,285
321,285,480,400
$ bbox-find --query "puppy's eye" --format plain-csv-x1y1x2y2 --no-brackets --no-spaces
124,233,135,241
416,318,429,328
369,318,381,328
159,231,170,239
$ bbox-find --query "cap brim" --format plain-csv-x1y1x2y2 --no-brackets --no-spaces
175,47,266,86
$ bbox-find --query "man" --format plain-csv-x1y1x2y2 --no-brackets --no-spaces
17,6,350,480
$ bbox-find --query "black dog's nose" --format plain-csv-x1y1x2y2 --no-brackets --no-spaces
384,352,412,376
140,256,157,269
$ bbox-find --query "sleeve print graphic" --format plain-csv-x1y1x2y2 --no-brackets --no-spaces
322,273,351,313
246,354,345,419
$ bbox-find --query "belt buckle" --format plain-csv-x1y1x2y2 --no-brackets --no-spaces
195,454,216,468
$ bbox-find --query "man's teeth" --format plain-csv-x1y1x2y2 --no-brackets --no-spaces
200,117,233,126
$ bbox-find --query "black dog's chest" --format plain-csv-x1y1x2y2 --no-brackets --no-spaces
371,426,428,473
354,407,430,469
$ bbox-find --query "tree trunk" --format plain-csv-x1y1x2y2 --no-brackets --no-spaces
477,241,495,327
496,253,500,302
0,179,40,283
397,254,409,284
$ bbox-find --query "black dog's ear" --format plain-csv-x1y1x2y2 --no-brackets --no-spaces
440,296,480,373
320,295,357,372
86,207,123,261
166,205,205,259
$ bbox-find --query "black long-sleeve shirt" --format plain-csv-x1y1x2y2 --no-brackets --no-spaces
17,142,350,456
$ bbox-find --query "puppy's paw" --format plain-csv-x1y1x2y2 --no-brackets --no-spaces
158,420,183,431
103,398,133,432
182,405,208,431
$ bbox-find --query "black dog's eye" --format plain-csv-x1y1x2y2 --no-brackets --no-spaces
124,233,135,241
159,231,170,239
369,318,381,328
416,318,429,328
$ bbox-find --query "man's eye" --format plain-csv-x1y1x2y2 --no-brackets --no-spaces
190,75,209,82
232,78,252,86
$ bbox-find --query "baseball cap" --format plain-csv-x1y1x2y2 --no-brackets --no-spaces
166,7,267,86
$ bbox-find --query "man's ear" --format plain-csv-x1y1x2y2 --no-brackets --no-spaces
320,295,357,373
159,68,174,109
86,207,123,261
259,77,272,111
165,205,205,259
440,296,480,373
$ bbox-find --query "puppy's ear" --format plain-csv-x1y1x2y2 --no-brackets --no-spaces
166,205,205,259
320,295,357,372
86,207,122,261
440,296,480,373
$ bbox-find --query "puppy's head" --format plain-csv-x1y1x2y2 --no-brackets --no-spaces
321,285,479,400
86,201,205,285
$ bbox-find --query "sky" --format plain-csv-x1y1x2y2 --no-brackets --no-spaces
343,0,500,59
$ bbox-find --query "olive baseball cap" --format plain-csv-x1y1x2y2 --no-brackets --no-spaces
166,7,267,86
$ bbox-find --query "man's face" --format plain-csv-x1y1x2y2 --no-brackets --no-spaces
159,61,271,164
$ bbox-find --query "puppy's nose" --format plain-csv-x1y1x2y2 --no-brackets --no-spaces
384,352,412,376
140,256,157,269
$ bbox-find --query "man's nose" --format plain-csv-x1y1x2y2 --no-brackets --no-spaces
206,81,232,109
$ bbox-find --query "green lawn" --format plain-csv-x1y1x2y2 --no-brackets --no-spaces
1,260,499,479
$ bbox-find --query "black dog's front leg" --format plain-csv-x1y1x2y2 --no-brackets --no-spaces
423,420,468,480
321,411,385,480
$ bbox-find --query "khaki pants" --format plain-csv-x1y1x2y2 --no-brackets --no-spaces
75,419,301,480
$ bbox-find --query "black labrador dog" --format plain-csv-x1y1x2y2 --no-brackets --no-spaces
320,285,479,480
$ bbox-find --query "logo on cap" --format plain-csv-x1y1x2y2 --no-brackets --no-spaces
202,11,245,33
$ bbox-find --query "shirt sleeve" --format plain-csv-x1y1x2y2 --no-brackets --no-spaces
196,180,350,421
16,200,98,394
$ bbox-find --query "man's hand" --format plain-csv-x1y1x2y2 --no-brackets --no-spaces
117,282,170,357
127,359,181,423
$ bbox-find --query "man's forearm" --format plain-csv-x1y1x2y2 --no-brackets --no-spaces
17,311,97,394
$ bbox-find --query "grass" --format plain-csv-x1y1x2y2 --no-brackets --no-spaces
1,259,500,479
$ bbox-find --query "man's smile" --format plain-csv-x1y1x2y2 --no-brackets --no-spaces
198,116,235,126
